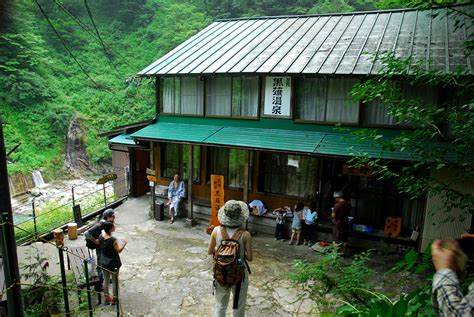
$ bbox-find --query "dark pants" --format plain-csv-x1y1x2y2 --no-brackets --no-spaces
301,222,307,240
275,223,285,240
333,222,349,243
306,224,316,243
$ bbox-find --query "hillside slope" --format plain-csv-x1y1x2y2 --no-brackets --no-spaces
0,0,405,178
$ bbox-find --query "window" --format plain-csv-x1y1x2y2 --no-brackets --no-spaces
363,81,437,126
363,99,396,125
206,77,259,117
232,77,259,117
319,159,424,231
163,77,203,115
207,148,252,188
161,143,201,182
297,78,359,123
259,152,318,198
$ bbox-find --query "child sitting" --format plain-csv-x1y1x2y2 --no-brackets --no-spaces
289,202,304,245
272,207,289,241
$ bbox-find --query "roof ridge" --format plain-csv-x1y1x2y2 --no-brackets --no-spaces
215,3,472,22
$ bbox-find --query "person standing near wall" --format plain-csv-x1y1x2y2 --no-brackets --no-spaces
166,172,185,224
305,202,318,247
331,191,350,256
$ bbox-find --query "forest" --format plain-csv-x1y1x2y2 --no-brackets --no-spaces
0,0,466,178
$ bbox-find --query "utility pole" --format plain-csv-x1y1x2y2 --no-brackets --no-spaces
0,120,24,316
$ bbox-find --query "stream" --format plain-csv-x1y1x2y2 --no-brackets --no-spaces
11,176,113,224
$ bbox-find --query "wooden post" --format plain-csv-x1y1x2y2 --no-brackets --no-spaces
243,150,249,203
0,120,24,316
149,142,155,213
186,145,196,227
243,150,250,231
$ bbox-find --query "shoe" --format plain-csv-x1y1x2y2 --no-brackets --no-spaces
105,296,112,305
296,241,302,245
288,241,293,245
304,242,308,245
274,238,278,240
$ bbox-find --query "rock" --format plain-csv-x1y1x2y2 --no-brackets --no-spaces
30,188,42,197
298,299,314,314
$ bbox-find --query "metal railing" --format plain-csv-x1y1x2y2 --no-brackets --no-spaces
13,171,129,245
1,221,124,316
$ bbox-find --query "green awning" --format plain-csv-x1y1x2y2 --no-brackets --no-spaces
109,134,136,145
130,116,418,161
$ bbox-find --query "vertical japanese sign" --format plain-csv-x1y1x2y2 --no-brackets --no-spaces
210,174,224,226
264,76,292,117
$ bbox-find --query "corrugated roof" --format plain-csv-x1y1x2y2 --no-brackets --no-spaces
139,5,473,76
109,134,136,145
129,116,415,161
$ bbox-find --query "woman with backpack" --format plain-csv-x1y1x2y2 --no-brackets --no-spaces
208,200,253,317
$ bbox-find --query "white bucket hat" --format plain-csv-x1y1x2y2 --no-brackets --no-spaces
333,191,344,198
218,200,249,227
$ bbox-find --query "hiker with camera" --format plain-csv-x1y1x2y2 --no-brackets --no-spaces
431,234,474,316
208,200,253,317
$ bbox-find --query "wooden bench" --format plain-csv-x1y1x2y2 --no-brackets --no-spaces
67,246,102,305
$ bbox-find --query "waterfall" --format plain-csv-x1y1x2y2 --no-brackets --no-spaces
31,170,45,187
65,119,92,176
8,176,16,196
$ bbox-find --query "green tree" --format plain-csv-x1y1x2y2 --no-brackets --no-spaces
348,4,474,223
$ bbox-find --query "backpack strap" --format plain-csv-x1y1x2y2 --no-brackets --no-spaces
220,227,244,241
230,229,244,241
220,226,229,240
233,280,242,309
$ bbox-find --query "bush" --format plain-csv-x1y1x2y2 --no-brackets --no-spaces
288,245,374,304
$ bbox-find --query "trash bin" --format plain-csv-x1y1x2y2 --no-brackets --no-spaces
154,201,164,221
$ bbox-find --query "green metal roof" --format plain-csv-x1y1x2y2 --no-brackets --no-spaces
109,134,136,145
130,116,417,161
139,5,474,76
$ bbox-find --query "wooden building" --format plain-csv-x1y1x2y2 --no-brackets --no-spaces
109,5,473,250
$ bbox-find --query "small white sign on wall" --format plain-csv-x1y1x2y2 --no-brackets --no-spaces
264,77,292,117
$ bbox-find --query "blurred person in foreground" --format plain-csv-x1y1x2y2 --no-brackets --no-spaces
431,234,474,316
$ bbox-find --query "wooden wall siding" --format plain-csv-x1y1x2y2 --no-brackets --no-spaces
421,168,474,251
135,149,151,197
111,145,129,198
154,143,307,212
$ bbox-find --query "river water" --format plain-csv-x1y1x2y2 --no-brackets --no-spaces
11,178,114,224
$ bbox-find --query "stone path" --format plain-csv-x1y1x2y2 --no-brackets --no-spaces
79,196,324,316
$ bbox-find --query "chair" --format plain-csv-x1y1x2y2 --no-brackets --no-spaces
67,246,102,305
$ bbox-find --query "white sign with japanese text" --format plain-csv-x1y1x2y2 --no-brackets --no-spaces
264,77,292,117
